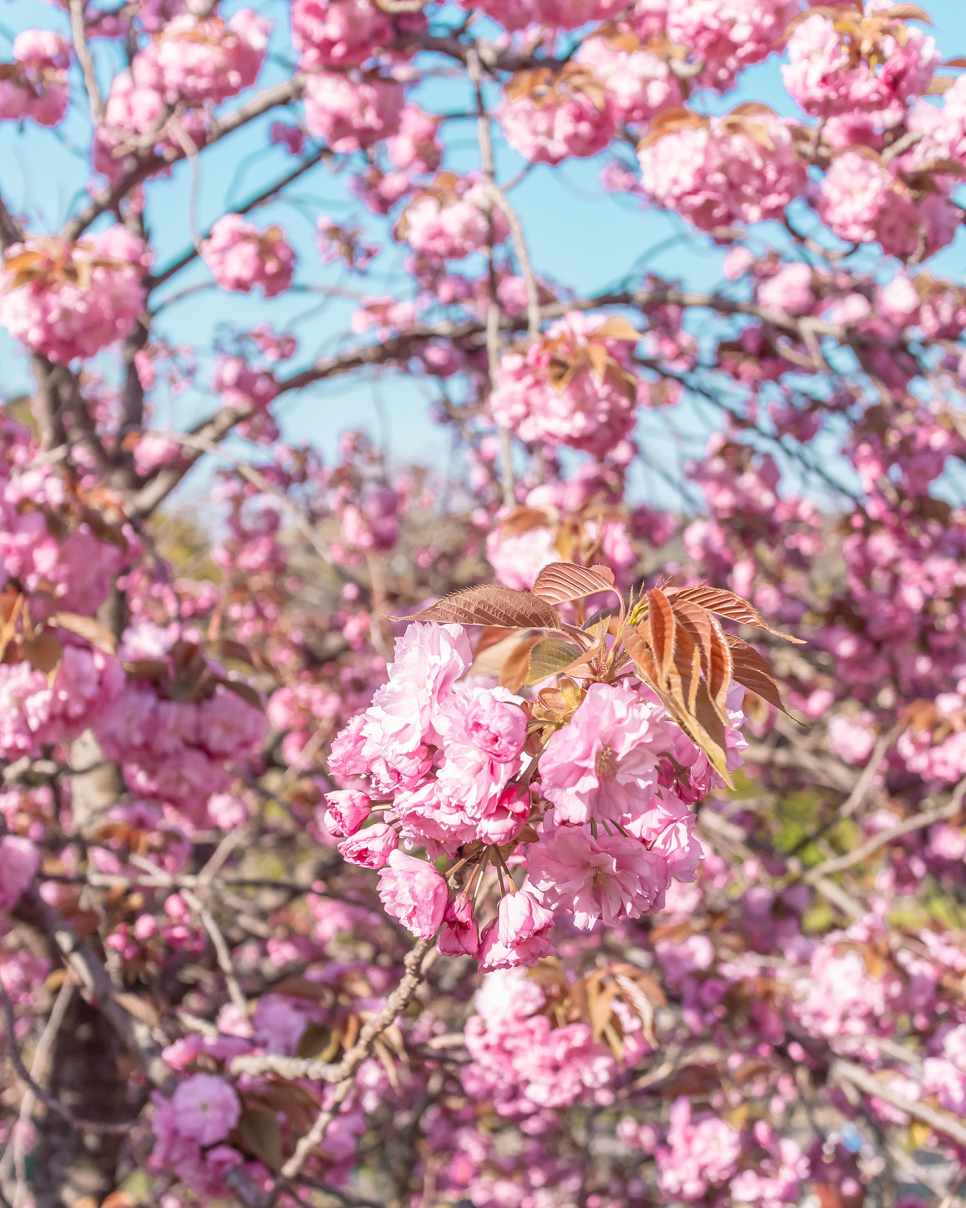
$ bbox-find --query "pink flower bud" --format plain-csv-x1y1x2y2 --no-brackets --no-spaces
437,893,480,957
323,789,372,836
497,889,555,947
339,822,398,868
478,783,531,846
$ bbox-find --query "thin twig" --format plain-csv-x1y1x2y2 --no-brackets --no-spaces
68,0,104,125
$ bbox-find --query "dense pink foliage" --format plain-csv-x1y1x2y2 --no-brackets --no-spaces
1,0,966,1203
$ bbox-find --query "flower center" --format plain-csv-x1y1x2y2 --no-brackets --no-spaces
595,745,618,779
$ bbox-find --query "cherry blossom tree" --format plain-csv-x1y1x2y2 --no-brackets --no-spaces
0,0,965,1206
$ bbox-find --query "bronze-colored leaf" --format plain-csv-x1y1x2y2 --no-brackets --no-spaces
660,1062,722,1098
496,506,553,538
47,611,118,655
470,630,532,679
525,638,584,686
588,316,640,342
925,75,955,93
621,621,659,684
646,587,677,684
532,562,617,606
238,1107,283,1171
691,680,732,785
401,585,561,631
22,632,63,675
113,992,160,1028
500,635,544,693
668,616,701,716
943,56,966,66
475,626,517,657
269,975,332,1001
217,677,264,712
296,1023,339,1061
725,633,788,713
123,658,169,681
664,585,805,643
637,105,708,150
883,2,931,20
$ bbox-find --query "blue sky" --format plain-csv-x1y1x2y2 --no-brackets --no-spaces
1,0,965,512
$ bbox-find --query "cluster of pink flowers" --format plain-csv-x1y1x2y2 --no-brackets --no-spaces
0,228,151,363
575,33,681,127
303,71,404,152
291,0,392,69
638,110,807,232
488,312,641,457
497,69,615,166
0,30,71,127
324,614,738,962
463,968,619,1115
665,0,799,91
814,151,959,260
399,176,509,261
201,215,296,298
783,9,939,126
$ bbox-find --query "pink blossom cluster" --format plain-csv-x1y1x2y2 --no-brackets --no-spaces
575,33,681,127
399,176,509,261
291,0,392,69
665,0,799,91
0,228,151,363
303,71,404,152
783,10,939,126
201,215,296,298
0,30,71,127
497,70,615,166
325,617,739,960
488,312,642,457
638,110,807,232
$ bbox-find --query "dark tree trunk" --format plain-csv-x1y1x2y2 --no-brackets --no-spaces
32,996,129,1208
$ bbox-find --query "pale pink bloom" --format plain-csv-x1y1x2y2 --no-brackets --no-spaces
201,215,295,298
478,915,553,971
0,835,39,912
728,1122,807,1208
455,0,623,31
197,685,266,757
139,10,269,107
477,784,532,847
527,825,670,929
638,112,806,232
489,312,640,457
291,0,392,68
364,622,471,755
0,664,53,758
783,11,938,124
401,180,509,261
0,30,70,127
623,793,702,883
339,822,399,868
794,929,902,1039
170,1074,241,1147
538,683,670,825
757,263,815,316
575,35,681,126
0,227,150,363
497,80,615,166
657,1097,741,1201
324,789,373,836
815,151,959,260
875,271,921,328
303,71,404,153
486,523,560,591
666,0,799,91
435,684,527,763
387,105,442,175
253,993,326,1055
828,712,877,765
377,849,448,938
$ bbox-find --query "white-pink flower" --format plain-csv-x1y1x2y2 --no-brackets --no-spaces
538,682,670,825
170,1074,241,1147
527,824,670,929
201,215,295,298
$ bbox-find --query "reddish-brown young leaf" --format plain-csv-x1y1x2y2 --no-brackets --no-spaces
725,633,788,713
646,587,677,684
532,562,617,606
475,625,517,658
668,617,701,716
621,621,659,685
665,585,805,642
497,506,554,538
706,613,734,722
400,585,561,630
47,610,118,656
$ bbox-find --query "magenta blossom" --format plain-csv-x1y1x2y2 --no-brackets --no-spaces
339,822,399,868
